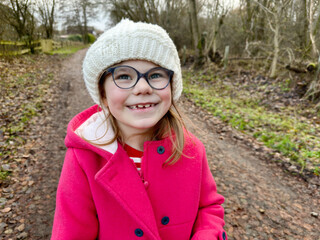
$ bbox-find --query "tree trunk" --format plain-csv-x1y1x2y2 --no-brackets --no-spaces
309,0,320,58
82,2,88,44
188,0,199,52
188,0,203,67
299,0,308,53
245,0,254,41
270,10,280,78
48,0,55,39
256,0,267,40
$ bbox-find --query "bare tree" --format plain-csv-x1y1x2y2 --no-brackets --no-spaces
188,0,199,51
105,0,319,71
107,0,191,50
254,0,293,78
255,0,268,41
0,3,16,40
203,0,228,57
0,0,37,52
239,0,272,42
37,0,56,39
188,0,204,67
0,0,34,38
59,0,100,43
108,0,159,24
297,0,309,55
308,0,320,58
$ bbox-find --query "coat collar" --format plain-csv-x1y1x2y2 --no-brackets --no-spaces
74,109,118,154
95,142,161,240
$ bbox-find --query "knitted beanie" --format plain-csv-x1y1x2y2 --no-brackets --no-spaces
82,19,182,105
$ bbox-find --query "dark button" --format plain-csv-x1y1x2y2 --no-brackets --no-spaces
135,228,143,237
157,146,165,154
161,216,170,225
222,231,226,240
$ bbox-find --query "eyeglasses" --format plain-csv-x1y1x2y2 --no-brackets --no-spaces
101,65,174,90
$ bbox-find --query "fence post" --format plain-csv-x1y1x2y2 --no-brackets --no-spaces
223,45,230,69
41,39,53,53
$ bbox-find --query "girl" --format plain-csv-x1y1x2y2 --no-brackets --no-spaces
51,19,227,240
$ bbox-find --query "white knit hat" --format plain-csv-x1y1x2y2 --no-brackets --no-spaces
82,19,182,104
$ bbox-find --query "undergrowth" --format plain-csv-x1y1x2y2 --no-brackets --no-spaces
183,68,320,175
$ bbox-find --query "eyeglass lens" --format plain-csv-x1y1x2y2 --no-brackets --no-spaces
112,66,170,89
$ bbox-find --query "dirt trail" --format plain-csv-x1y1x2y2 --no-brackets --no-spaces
15,49,320,239
180,99,319,239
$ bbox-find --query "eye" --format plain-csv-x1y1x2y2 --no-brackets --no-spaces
118,74,132,80
149,73,162,79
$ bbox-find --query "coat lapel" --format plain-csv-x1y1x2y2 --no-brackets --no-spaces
95,144,160,240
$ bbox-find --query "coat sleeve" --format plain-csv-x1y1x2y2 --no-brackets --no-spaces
51,148,98,240
191,144,227,240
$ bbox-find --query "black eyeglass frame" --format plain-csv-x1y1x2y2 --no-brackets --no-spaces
100,65,174,90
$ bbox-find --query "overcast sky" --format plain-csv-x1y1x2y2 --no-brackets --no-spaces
89,0,241,31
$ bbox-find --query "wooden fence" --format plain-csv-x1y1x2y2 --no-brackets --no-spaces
0,39,76,55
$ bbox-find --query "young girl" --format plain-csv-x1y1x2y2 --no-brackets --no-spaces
51,19,227,240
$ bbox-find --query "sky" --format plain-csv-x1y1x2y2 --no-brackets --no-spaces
89,18,109,31
88,0,241,31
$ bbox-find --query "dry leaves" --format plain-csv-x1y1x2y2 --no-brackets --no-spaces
0,54,62,239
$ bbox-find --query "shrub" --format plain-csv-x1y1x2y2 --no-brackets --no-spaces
67,34,82,42
87,33,96,43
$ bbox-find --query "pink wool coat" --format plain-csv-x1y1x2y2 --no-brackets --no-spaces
51,105,227,240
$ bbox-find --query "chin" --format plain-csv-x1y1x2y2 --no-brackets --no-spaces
133,121,158,130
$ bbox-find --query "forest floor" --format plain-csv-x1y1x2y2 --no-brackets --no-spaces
0,49,319,239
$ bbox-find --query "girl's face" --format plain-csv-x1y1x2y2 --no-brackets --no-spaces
103,60,172,138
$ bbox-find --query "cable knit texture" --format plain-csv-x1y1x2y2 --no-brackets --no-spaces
82,19,183,104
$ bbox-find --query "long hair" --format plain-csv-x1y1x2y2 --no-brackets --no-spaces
95,71,187,166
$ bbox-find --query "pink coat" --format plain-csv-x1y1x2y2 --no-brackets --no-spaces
51,105,227,240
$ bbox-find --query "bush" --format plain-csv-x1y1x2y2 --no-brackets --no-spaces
87,33,96,43
67,34,82,42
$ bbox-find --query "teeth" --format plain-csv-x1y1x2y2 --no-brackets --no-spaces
129,104,155,109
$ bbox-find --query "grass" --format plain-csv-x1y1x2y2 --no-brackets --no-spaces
183,69,320,175
49,44,89,56
0,170,10,181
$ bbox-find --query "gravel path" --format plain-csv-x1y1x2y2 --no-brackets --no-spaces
3,49,318,240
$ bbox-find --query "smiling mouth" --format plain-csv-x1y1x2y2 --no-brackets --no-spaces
128,103,156,109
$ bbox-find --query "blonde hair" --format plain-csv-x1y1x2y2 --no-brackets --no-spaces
97,71,187,166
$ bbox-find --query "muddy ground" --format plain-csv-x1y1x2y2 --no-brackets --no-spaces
1,49,319,239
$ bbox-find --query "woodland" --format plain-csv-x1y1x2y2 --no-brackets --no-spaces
0,0,320,239
1,0,320,187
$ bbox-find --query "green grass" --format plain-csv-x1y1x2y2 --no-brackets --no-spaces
49,44,89,55
183,69,320,175
0,171,10,181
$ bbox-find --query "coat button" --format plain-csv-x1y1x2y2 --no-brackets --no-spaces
143,180,149,189
161,216,170,225
157,146,165,154
135,228,143,237
222,231,227,240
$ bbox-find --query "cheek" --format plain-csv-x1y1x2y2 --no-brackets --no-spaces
160,87,172,110
104,81,127,110
165,86,172,103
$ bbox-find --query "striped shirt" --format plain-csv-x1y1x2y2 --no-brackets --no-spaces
124,144,143,171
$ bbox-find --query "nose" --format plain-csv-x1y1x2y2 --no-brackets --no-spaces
132,76,153,95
